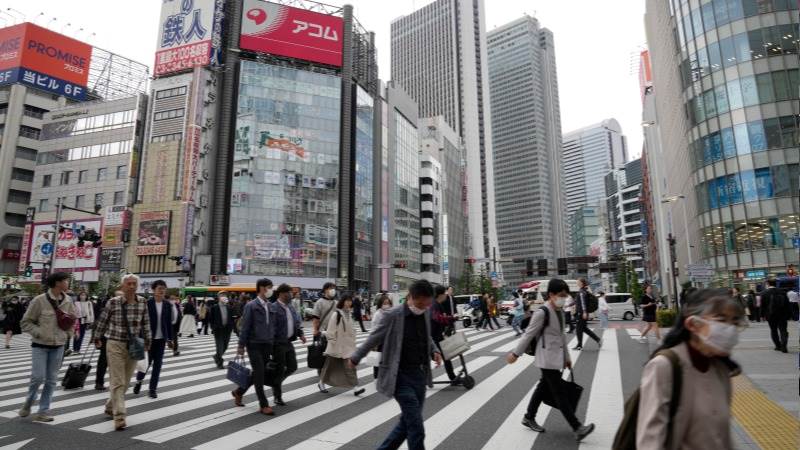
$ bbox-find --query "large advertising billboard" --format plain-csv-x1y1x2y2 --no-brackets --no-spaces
135,211,171,256
26,219,102,271
240,0,343,67
154,0,224,77
0,23,91,100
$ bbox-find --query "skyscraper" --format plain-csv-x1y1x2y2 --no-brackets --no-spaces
391,0,498,260
487,15,567,285
563,119,628,218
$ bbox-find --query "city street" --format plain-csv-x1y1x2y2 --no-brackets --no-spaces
0,320,795,450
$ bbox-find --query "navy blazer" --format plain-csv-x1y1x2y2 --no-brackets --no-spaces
238,299,278,347
273,301,303,343
147,298,174,341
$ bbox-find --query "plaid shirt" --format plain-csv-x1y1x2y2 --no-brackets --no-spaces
92,295,151,347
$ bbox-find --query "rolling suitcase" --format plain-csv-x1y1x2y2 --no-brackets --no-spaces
62,346,96,390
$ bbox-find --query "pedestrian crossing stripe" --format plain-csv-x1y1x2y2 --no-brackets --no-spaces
0,326,643,449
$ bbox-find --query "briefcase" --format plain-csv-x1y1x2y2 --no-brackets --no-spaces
307,336,326,369
226,356,252,390
439,331,470,360
541,369,583,411
62,346,95,389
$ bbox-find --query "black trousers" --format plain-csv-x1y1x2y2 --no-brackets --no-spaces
172,324,180,354
214,328,232,362
564,312,575,332
767,317,788,350
236,342,273,408
354,314,367,332
434,341,457,380
527,368,580,430
271,341,298,399
576,317,600,347
95,337,107,387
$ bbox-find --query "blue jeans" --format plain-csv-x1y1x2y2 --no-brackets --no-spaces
599,311,609,328
511,314,524,334
135,338,166,393
378,367,427,450
26,346,64,413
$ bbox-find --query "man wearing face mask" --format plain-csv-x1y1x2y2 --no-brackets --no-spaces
210,292,235,369
348,280,442,450
507,279,595,442
311,282,338,392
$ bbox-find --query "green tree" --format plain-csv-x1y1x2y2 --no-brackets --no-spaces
457,262,475,295
616,260,629,293
630,265,643,300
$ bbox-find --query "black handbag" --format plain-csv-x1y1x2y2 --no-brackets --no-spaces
122,302,145,361
307,335,326,369
542,369,583,411
62,345,96,389
226,355,252,390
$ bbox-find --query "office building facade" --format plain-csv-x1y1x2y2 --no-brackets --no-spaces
391,0,499,262
645,0,799,287
605,159,645,283
487,16,567,286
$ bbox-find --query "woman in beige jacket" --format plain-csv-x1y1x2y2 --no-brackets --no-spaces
322,293,365,395
637,289,744,450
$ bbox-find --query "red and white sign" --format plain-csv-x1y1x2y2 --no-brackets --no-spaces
240,0,343,67
26,219,102,271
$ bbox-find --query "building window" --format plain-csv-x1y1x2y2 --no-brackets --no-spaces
18,125,41,140
75,195,85,209
155,86,187,99
97,168,107,181
113,191,124,205
153,108,185,121
7,189,31,204
15,146,37,161
94,193,104,208
116,165,127,179
39,198,49,212
78,170,88,184
42,174,51,187
5,213,26,227
22,105,46,119
150,133,182,143
11,168,34,182
60,171,71,185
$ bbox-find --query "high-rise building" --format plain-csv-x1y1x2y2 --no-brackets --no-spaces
605,159,645,284
645,0,799,290
569,206,603,259
391,0,498,261
563,119,628,219
487,15,567,286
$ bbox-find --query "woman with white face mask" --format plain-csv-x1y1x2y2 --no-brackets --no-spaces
635,289,745,450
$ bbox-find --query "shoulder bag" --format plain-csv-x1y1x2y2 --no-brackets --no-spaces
122,301,146,361
46,293,76,331
439,330,470,360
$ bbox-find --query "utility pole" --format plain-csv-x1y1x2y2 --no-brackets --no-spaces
44,197,64,282
668,233,679,309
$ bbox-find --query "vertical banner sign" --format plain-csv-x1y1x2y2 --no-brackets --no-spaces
240,0,344,67
154,0,222,77
17,208,35,273
136,211,171,256
182,203,194,271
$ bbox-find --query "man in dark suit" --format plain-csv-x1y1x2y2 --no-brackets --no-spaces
170,293,182,356
133,280,174,398
761,278,790,353
574,278,601,350
210,292,235,369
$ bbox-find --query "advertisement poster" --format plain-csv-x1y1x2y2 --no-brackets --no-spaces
100,248,123,271
27,220,102,270
154,0,223,76
240,0,344,67
136,211,171,255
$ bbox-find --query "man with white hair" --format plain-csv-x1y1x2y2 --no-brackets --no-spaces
92,274,151,430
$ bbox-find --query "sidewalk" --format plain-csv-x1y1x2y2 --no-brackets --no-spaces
729,321,798,450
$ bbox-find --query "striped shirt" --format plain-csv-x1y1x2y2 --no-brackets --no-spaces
92,295,151,347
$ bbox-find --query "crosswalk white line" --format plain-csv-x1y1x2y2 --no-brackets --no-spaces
625,329,640,337
482,336,581,449
0,438,35,450
493,337,522,353
286,357,496,450
580,329,623,449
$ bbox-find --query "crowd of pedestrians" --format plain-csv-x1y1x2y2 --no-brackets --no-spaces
4,269,796,449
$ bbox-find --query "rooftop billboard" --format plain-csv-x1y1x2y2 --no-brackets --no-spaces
154,0,224,77
240,0,343,67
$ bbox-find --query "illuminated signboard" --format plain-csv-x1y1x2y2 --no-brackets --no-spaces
154,0,224,77
0,23,92,100
240,0,343,67
26,219,102,271
135,211,172,256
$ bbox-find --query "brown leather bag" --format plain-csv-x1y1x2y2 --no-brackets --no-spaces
46,293,76,331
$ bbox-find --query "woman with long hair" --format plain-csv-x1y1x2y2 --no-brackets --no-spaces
321,292,364,395
635,289,744,449
179,296,197,338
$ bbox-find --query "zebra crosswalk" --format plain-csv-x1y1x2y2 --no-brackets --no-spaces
0,323,651,450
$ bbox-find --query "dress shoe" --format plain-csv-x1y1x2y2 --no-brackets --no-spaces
231,389,244,407
260,406,275,416
133,381,142,394
114,418,127,430
173,351,181,356
572,345,582,351
95,384,106,391
522,416,545,432
575,423,595,442
149,391,158,399
274,397,286,406
354,388,365,396
781,347,788,353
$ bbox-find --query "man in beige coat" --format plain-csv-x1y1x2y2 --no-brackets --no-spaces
507,278,595,442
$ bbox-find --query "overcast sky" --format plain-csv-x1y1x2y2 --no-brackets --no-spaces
3,0,646,157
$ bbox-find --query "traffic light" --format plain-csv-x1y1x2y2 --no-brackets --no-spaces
557,258,568,275
526,259,533,276
24,265,32,277
537,259,548,277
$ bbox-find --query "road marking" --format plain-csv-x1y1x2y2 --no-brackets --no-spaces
285,357,495,450
731,374,800,450
0,438,35,450
580,329,623,450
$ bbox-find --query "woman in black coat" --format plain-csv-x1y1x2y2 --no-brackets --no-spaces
2,297,23,349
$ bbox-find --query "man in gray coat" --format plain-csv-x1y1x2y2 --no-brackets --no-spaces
507,278,595,442
349,280,442,450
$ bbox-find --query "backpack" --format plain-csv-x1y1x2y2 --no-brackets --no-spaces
612,349,682,450
524,307,550,356
585,291,599,313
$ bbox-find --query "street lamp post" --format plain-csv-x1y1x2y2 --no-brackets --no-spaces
326,218,332,280
661,195,692,264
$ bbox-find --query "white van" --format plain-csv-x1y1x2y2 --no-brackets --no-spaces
604,293,638,320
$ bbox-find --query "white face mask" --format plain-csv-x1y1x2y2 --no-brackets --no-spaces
327,289,336,298
381,304,391,310
264,288,273,298
408,304,426,315
695,317,739,355
554,296,569,308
